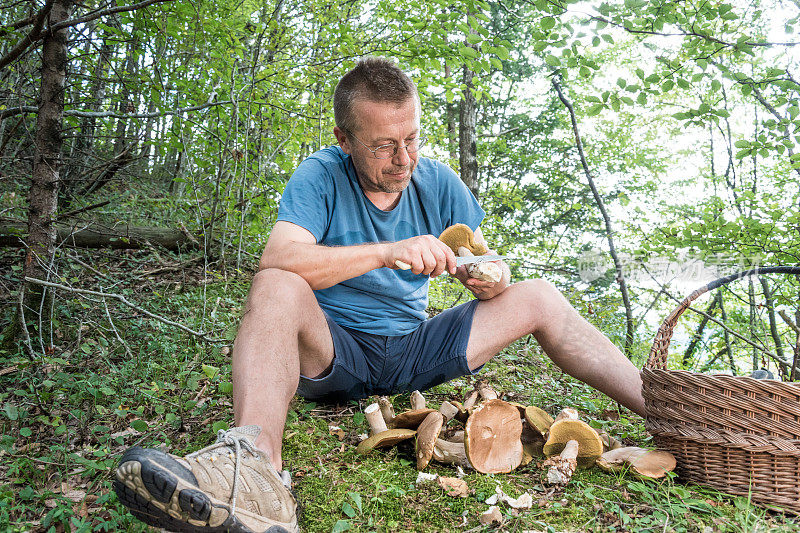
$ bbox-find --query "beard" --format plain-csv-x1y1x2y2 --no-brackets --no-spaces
353,158,414,194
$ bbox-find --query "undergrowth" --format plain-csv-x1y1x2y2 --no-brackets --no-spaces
0,250,798,532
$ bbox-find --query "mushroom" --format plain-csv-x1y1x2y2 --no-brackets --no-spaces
524,406,555,436
541,411,603,484
456,246,503,283
462,390,479,411
596,447,676,479
416,411,444,470
598,430,623,452
464,399,523,474
438,224,502,283
410,390,426,410
356,403,416,454
378,396,395,425
432,439,471,469
476,381,499,401
438,224,488,256
416,402,471,470
390,408,437,429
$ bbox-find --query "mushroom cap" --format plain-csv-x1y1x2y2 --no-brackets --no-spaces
524,406,554,436
449,400,470,423
464,399,523,474
416,412,444,470
390,408,436,429
543,419,603,467
356,428,416,454
439,224,488,255
597,447,676,478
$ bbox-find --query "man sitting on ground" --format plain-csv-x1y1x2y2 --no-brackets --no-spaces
113,57,646,533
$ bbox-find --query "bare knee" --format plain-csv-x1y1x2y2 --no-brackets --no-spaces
246,268,315,315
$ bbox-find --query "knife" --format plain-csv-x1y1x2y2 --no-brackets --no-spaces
395,255,506,270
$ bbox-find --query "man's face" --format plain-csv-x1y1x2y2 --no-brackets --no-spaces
335,97,421,195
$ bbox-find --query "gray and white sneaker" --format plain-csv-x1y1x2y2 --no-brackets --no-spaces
113,426,299,533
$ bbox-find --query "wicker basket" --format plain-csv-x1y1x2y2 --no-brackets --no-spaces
642,266,800,513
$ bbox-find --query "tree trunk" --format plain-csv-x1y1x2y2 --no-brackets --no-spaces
22,0,74,344
759,276,785,365
459,63,479,197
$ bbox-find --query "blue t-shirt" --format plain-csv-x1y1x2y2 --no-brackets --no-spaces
276,146,485,335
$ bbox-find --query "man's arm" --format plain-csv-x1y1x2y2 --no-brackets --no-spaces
260,221,458,290
453,227,510,300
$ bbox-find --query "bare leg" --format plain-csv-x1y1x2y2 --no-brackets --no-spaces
232,268,335,470
466,279,646,416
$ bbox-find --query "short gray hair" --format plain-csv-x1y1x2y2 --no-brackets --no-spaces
333,57,418,135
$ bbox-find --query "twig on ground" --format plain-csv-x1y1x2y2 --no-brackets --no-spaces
24,277,224,343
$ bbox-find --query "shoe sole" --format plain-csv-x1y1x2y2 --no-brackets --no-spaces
113,447,293,533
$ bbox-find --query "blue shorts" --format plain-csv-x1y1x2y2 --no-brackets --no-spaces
296,300,482,403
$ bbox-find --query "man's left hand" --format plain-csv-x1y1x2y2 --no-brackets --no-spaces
452,250,510,300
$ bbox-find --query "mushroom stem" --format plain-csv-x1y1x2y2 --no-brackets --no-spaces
378,397,395,425
544,439,579,485
433,438,471,469
410,390,426,410
462,390,479,411
477,382,498,401
439,401,459,422
554,408,579,422
365,403,388,435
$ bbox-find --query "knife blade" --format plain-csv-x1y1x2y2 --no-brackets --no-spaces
394,255,506,270
456,255,506,267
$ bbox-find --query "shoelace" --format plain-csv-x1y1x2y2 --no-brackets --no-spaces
187,428,259,518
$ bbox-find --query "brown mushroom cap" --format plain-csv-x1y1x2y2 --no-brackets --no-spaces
416,412,444,470
390,408,436,429
356,429,416,454
543,419,603,468
464,399,523,474
596,447,676,478
439,224,488,256
524,406,554,436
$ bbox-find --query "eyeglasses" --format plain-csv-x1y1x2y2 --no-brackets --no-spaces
346,130,428,159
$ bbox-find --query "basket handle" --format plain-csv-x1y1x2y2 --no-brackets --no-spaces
644,266,800,370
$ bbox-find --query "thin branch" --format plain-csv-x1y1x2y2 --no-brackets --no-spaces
0,0,53,71
1,100,233,121
49,0,175,33
24,277,224,343
551,74,636,355
779,310,800,336
0,0,175,71
590,15,800,48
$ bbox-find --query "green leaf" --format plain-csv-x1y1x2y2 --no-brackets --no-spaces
545,55,561,66
458,46,478,59
202,364,219,380
494,45,510,60
331,520,350,533
3,403,19,421
733,140,750,148
348,492,363,513
586,104,604,116
212,420,229,433
661,79,674,92
541,17,556,30
131,419,148,432
342,501,356,518
20,427,32,437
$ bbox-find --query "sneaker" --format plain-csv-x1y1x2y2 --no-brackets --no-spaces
113,426,299,533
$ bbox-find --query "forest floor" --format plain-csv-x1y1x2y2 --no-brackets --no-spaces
1,249,799,532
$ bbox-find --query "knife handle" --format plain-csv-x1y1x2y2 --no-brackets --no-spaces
395,260,411,270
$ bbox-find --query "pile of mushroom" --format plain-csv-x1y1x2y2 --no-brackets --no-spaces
355,385,676,485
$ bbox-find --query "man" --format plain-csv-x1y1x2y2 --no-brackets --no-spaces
113,57,646,533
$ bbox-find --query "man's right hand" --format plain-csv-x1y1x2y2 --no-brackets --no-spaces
383,235,457,278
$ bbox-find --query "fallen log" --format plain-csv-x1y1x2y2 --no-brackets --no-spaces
0,221,199,250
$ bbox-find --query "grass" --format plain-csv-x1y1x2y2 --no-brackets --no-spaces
1,250,799,532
